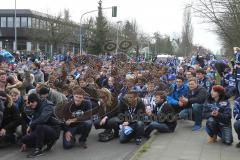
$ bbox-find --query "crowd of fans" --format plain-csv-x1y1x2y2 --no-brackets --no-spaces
0,48,240,158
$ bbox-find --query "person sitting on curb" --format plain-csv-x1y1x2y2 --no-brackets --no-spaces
179,78,207,131
144,91,177,138
167,76,188,113
117,90,146,145
61,88,92,149
204,85,233,145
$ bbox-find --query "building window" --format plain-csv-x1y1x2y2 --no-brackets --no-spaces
7,17,14,27
40,20,45,29
35,19,39,28
15,17,20,28
21,17,28,28
32,18,35,28
1,17,7,27
28,17,32,28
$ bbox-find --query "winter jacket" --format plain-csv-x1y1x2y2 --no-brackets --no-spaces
1,104,21,133
29,99,61,130
167,84,188,107
204,99,232,126
187,86,207,107
234,97,240,120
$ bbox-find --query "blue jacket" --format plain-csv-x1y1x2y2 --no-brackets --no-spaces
167,84,188,106
222,72,236,87
204,100,232,125
234,97,240,120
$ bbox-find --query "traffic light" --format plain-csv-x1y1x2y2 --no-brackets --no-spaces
112,6,117,17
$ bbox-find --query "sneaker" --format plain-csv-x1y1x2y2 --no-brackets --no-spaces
79,141,87,149
135,138,142,145
236,142,240,148
43,140,57,152
192,125,201,131
27,148,43,158
208,135,217,143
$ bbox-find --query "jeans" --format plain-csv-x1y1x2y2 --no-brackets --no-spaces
119,121,144,143
179,103,203,126
234,120,240,140
21,125,59,149
94,117,121,135
206,117,233,145
63,120,92,149
145,121,170,137
237,81,240,95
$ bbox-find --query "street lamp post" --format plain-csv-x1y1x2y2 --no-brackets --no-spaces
115,21,122,54
14,0,17,52
79,6,113,54
79,10,98,54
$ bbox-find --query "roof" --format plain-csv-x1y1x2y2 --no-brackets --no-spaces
0,9,50,18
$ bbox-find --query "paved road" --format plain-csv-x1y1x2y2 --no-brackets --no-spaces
137,120,240,160
0,129,140,160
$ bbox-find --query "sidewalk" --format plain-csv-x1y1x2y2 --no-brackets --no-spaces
131,120,240,160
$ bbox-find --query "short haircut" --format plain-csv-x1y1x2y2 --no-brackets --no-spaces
188,77,198,84
72,87,85,96
196,69,206,75
147,81,155,85
126,90,138,97
155,91,166,100
176,75,185,82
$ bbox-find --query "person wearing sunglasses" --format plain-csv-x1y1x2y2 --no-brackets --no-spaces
20,93,61,158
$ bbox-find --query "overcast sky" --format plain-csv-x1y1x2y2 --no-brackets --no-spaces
1,0,221,53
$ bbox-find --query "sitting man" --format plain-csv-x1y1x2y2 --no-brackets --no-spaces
167,76,188,113
144,91,177,138
179,78,207,131
117,90,146,145
61,88,92,149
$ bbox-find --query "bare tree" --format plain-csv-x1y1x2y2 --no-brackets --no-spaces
178,5,193,57
192,0,240,55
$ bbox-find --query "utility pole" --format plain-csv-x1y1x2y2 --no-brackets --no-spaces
14,0,17,51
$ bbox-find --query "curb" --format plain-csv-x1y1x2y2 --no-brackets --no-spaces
128,131,157,160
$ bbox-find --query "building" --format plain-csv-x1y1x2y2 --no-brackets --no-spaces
0,9,80,54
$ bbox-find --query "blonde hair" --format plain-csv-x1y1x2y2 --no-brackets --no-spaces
9,88,20,96
99,88,113,106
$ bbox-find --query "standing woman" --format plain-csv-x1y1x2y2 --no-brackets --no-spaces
204,85,233,145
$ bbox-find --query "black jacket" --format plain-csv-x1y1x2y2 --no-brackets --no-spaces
1,104,21,133
153,101,177,132
187,86,207,106
30,99,61,129
117,98,146,123
62,100,92,129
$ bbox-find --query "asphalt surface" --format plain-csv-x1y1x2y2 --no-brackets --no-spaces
0,129,140,160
